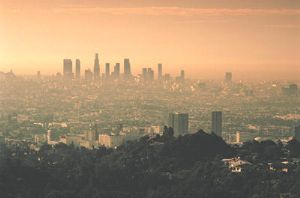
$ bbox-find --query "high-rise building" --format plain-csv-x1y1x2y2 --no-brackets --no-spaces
225,72,232,82
63,59,72,79
142,68,147,79
295,125,300,142
113,63,120,78
212,111,222,137
148,68,154,81
158,64,162,80
124,58,131,77
105,63,110,78
94,53,100,79
85,69,93,81
180,70,185,80
75,59,80,79
168,112,189,137
142,68,154,81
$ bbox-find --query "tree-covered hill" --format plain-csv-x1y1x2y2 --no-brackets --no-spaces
1,130,300,198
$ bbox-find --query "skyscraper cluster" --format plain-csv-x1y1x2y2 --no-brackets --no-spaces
111,63,121,78
168,113,189,137
62,53,187,81
142,68,155,81
168,111,223,138
62,53,132,80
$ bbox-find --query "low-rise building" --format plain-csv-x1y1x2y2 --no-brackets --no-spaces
222,158,251,173
99,134,125,148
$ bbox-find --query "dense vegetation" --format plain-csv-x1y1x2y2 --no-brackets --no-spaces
1,129,300,198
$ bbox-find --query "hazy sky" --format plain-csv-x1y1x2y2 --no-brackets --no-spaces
0,0,299,79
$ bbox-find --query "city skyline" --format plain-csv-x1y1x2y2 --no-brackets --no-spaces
2,52,300,81
1,0,299,80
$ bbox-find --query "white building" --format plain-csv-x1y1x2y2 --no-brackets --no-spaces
222,158,251,173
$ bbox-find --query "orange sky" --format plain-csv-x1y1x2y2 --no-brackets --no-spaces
0,0,299,79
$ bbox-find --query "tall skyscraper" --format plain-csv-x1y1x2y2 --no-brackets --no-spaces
212,111,222,137
113,63,120,78
124,58,131,77
94,53,100,79
180,70,185,80
225,72,232,83
158,64,162,80
142,68,147,79
148,68,154,81
75,59,80,79
63,59,72,79
168,112,189,137
295,125,300,142
105,63,110,78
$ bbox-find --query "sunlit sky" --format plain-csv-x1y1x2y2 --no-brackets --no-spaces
0,0,299,79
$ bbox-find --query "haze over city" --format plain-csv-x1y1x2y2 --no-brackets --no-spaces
1,0,299,79
1,1,300,198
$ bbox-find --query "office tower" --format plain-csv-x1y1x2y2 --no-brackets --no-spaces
124,58,131,77
168,112,189,137
85,69,93,81
63,59,73,79
94,53,100,79
142,68,147,80
105,63,110,77
295,125,300,142
75,59,80,79
158,63,162,80
180,70,185,80
225,72,232,82
142,68,154,81
148,68,154,81
212,111,222,137
113,63,120,78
